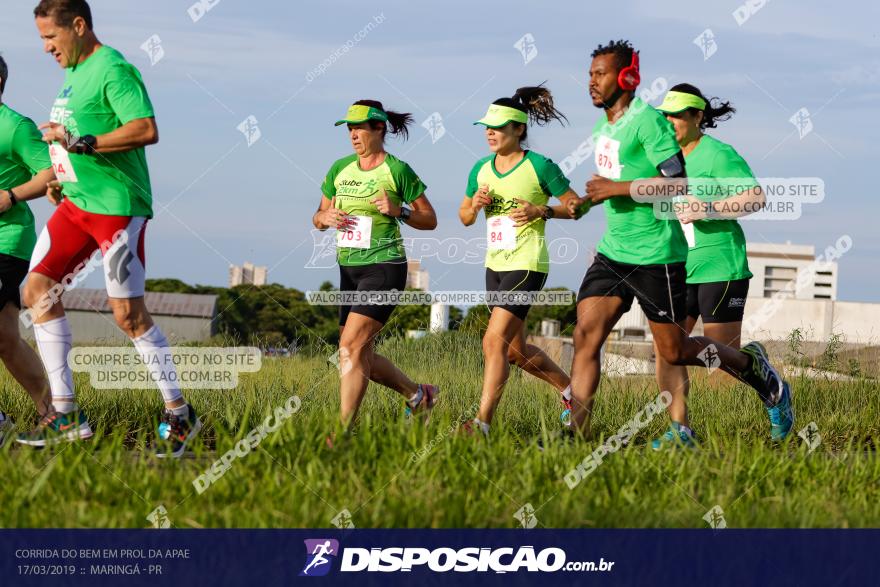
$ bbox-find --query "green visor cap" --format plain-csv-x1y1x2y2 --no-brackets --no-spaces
334,104,389,126
473,104,528,128
657,91,707,114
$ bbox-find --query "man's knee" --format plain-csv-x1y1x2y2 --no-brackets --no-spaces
657,343,689,366
111,301,151,337
22,275,54,310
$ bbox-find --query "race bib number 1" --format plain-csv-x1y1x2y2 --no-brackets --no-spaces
595,135,622,180
337,215,372,249
487,216,516,250
49,144,78,183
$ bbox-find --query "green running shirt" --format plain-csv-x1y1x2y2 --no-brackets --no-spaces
49,46,155,217
0,105,51,260
682,135,757,283
593,97,687,265
321,153,426,266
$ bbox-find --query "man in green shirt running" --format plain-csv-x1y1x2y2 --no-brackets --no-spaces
0,55,57,445
17,0,201,457
567,40,793,443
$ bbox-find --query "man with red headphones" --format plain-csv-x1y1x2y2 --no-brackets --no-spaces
565,40,791,441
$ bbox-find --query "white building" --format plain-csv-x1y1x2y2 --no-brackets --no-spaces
406,259,429,290
746,242,837,300
610,241,867,343
229,262,268,287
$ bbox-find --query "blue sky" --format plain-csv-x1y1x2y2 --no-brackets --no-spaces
1,0,877,301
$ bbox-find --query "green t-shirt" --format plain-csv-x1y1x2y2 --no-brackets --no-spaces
593,97,687,265
0,105,51,260
466,150,570,273
682,135,757,283
49,45,155,217
321,153,426,266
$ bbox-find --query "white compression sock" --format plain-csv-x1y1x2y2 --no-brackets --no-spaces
131,325,184,405
561,385,572,401
33,317,76,412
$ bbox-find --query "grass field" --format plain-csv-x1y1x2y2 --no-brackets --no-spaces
0,332,877,529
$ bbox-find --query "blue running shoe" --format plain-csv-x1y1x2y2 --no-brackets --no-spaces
766,381,794,441
651,422,697,451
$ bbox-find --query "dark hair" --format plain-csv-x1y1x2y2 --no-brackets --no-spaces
352,99,413,141
0,56,7,95
492,84,567,142
670,83,736,129
591,39,636,72
33,0,93,30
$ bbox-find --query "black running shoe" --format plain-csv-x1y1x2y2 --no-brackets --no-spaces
154,405,202,459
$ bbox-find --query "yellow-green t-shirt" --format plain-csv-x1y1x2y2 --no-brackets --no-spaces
466,150,570,273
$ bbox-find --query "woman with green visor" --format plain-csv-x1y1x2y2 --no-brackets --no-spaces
313,100,440,430
458,85,586,436
651,84,782,448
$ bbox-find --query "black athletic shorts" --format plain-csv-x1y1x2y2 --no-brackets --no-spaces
485,268,548,321
576,253,687,324
686,278,749,323
339,261,408,326
0,253,28,312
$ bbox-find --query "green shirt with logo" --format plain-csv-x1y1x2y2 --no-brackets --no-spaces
682,135,756,283
49,45,155,217
321,153,426,266
0,105,51,260
593,97,687,265
466,150,570,273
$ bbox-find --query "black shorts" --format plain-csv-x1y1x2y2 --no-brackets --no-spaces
339,261,408,326
0,253,28,312
485,268,548,321
686,278,749,323
576,253,687,324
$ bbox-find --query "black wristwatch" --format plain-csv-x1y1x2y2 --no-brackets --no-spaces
541,205,555,220
7,189,17,207
70,134,98,155
398,206,412,223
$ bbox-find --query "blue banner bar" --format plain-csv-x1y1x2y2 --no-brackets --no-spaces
1,529,876,586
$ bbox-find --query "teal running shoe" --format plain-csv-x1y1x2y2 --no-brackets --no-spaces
766,381,794,441
651,422,697,451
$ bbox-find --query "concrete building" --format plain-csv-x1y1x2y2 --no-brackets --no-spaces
22,289,218,344
406,259,429,290
746,242,837,300
229,262,268,287
609,241,874,344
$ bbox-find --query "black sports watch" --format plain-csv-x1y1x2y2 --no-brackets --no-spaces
70,134,98,155
541,205,555,220
398,206,412,223
7,189,17,207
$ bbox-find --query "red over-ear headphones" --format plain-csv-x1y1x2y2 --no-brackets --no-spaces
617,51,640,91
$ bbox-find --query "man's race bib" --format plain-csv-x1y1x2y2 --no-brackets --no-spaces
49,143,78,183
595,136,622,180
487,215,516,250
681,221,696,248
337,216,372,249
